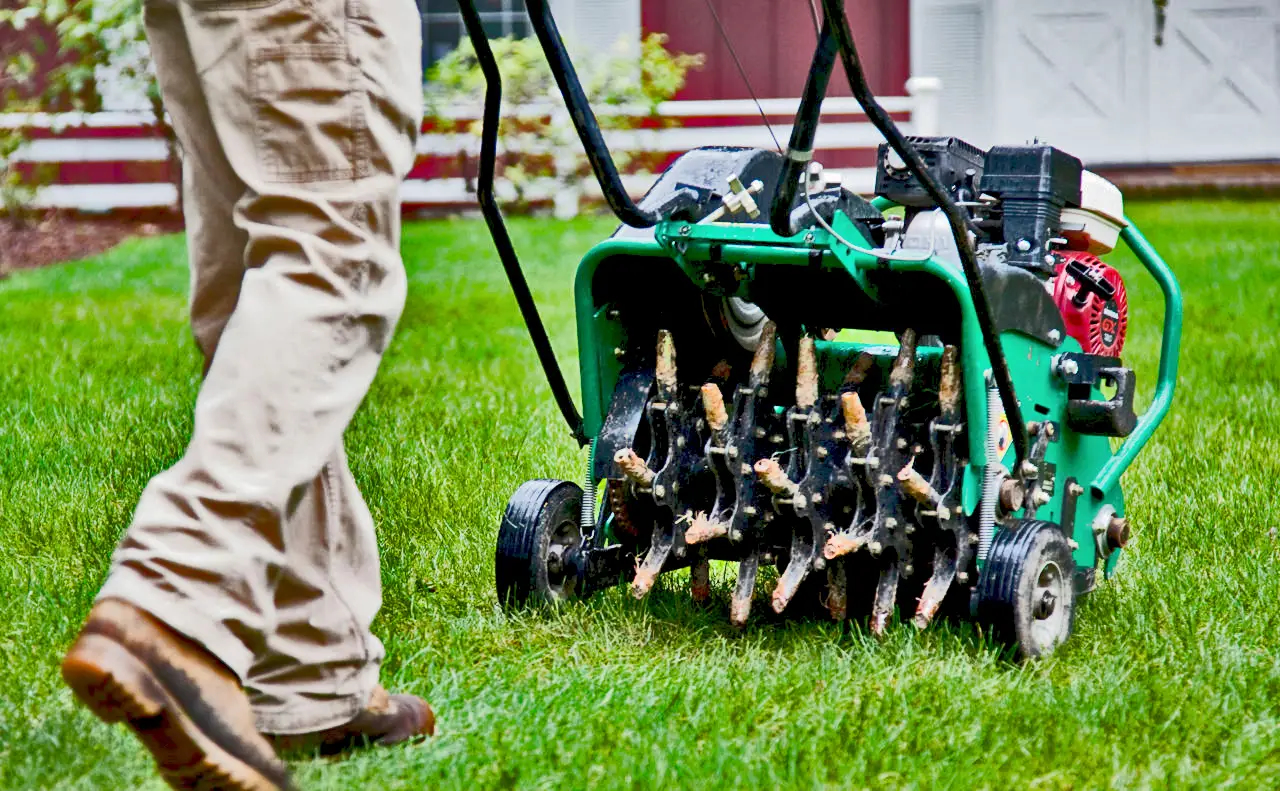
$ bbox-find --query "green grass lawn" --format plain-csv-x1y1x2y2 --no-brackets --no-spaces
2,200,1280,789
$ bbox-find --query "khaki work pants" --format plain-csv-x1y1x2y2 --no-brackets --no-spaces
97,0,423,734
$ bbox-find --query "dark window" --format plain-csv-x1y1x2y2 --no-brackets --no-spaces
419,0,532,71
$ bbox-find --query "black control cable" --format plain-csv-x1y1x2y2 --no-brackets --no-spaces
817,0,1028,469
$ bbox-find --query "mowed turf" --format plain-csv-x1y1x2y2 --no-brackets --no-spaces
1,200,1279,790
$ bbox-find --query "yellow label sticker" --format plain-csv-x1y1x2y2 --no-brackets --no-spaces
995,412,1013,458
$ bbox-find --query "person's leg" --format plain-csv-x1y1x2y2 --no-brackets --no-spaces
67,0,426,761
62,4,293,789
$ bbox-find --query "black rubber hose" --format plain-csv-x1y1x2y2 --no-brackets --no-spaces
818,0,1028,468
523,0,701,228
769,21,838,237
457,0,587,446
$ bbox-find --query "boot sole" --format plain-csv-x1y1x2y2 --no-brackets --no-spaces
62,633,289,791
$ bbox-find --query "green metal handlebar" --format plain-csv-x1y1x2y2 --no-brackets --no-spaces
1089,220,1183,497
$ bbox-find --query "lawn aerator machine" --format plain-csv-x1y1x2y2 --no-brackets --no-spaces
464,0,1182,657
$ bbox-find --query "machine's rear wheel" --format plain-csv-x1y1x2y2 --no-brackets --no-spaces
976,520,1075,660
496,479,584,608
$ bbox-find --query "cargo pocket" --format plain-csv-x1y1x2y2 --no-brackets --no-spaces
251,45,368,183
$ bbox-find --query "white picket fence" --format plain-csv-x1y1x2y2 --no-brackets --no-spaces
1,78,941,214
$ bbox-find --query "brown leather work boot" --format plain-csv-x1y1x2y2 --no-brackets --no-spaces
267,686,435,757
61,599,294,791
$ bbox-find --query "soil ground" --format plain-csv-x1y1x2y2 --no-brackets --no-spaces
0,213,181,277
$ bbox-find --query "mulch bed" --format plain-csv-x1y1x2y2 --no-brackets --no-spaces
0,212,183,277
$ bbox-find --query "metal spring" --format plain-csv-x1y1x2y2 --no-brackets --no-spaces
979,376,1000,561
581,439,597,530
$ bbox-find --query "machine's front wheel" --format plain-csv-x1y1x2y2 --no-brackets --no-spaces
496,479,584,608
976,520,1076,659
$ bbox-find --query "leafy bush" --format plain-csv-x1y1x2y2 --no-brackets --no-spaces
426,32,703,211
0,0,173,217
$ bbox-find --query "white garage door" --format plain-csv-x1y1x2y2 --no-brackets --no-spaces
912,0,1280,164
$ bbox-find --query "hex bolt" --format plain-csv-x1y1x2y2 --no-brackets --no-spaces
679,224,691,236
654,484,666,499
969,533,980,545
816,446,829,459
885,517,898,529
1033,490,1051,508
1068,482,1085,497
903,564,914,577
1016,239,1032,252
755,426,767,439
676,436,686,449
727,446,739,459
869,541,883,556
823,522,836,533
1048,329,1062,344
674,545,686,558
770,434,786,444
607,308,621,320
743,506,758,516
613,346,626,360
813,557,826,571
811,492,824,504
896,437,908,450
879,474,894,487
957,572,970,584
761,552,775,565
1067,539,1079,550
804,232,816,244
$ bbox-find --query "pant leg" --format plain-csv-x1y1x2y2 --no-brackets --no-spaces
98,0,423,733
244,446,384,733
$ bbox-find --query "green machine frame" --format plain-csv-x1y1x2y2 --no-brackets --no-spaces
573,211,1182,573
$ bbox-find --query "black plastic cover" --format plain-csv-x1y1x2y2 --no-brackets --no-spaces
979,145,1083,276
874,136,986,208
980,145,1082,205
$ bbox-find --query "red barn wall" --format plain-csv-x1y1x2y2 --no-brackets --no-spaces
642,0,910,101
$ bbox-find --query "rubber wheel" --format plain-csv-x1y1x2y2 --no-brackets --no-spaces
976,519,1076,660
496,479,584,608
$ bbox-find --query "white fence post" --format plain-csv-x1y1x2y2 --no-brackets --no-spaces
905,76,943,136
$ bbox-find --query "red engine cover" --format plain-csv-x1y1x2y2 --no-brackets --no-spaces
1051,251,1128,356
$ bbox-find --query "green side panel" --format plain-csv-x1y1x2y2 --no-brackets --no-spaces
994,331,1123,570
574,238,669,437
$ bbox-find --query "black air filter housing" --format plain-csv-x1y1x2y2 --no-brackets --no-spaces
980,145,1083,276
874,136,986,208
